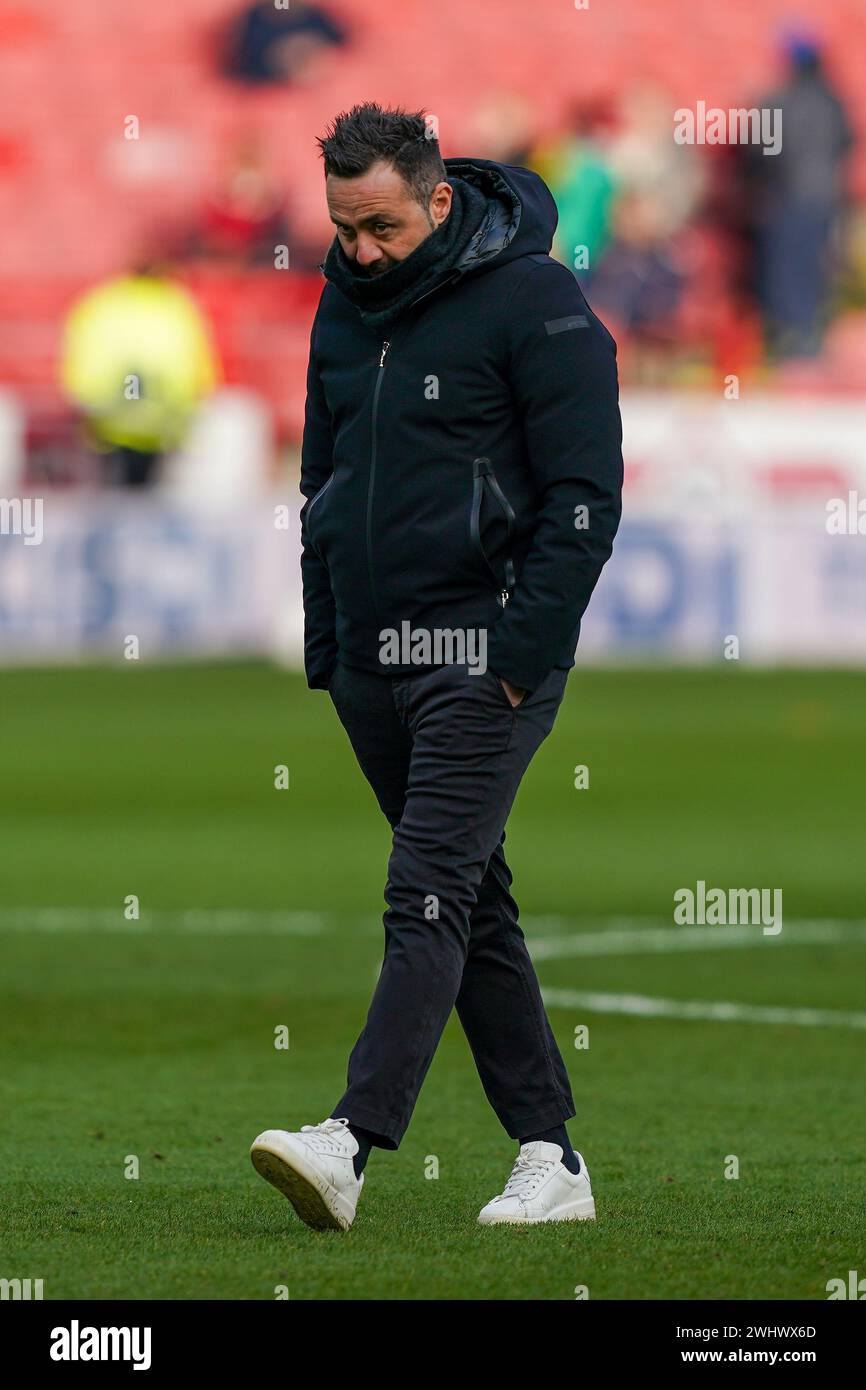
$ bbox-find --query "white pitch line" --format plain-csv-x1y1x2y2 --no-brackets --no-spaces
0,908,327,935
541,988,866,1031
3,910,866,950
528,920,866,959
4,908,865,1030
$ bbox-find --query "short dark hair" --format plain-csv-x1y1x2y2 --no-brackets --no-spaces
317,102,447,207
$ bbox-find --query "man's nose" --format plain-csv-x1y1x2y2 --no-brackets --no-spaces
355,234,383,267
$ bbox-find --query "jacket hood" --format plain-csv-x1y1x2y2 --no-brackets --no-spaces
444,157,559,279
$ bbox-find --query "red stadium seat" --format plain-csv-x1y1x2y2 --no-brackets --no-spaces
1,0,864,437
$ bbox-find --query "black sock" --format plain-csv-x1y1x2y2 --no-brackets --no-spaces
346,1124,376,1178
519,1124,580,1174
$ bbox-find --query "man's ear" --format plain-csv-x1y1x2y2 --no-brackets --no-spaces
429,181,453,227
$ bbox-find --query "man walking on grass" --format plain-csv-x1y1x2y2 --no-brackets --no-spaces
251,102,622,1229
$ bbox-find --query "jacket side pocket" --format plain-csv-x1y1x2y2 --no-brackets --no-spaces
470,457,516,599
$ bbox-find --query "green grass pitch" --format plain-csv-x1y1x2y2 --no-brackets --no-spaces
0,662,863,1300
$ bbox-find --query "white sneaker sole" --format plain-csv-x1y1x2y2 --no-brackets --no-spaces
478,1193,597,1226
250,1132,358,1231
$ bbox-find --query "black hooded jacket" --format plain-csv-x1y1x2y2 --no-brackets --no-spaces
300,156,623,693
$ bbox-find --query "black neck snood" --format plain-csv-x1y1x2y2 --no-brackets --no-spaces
320,175,490,334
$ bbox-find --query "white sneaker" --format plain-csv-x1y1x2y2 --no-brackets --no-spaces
250,1117,363,1231
477,1141,596,1225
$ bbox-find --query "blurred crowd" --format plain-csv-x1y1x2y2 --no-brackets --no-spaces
488,33,855,381
55,20,861,489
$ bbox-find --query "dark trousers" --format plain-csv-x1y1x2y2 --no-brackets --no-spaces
758,200,835,357
327,657,576,1149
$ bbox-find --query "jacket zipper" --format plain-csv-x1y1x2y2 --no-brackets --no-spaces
366,339,390,623
364,276,469,624
471,456,516,607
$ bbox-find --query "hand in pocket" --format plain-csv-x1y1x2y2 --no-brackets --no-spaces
497,675,526,708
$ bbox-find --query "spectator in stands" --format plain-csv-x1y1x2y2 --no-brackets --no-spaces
183,135,320,270
582,186,685,359
466,90,537,168
192,136,288,263
60,265,220,487
564,81,702,377
543,97,619,274
607,80,703,241
745,33,854,360
222,2,348,85
575,83,701,370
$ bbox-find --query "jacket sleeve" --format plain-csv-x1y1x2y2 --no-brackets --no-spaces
486,260,623,691
300,313,339,690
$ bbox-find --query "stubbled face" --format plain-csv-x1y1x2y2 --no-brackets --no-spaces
326,159,452,276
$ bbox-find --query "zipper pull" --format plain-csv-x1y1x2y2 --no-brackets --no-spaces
379,340,390,368
500,590,510,608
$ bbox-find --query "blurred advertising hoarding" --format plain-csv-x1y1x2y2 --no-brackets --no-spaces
0,394,864,665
